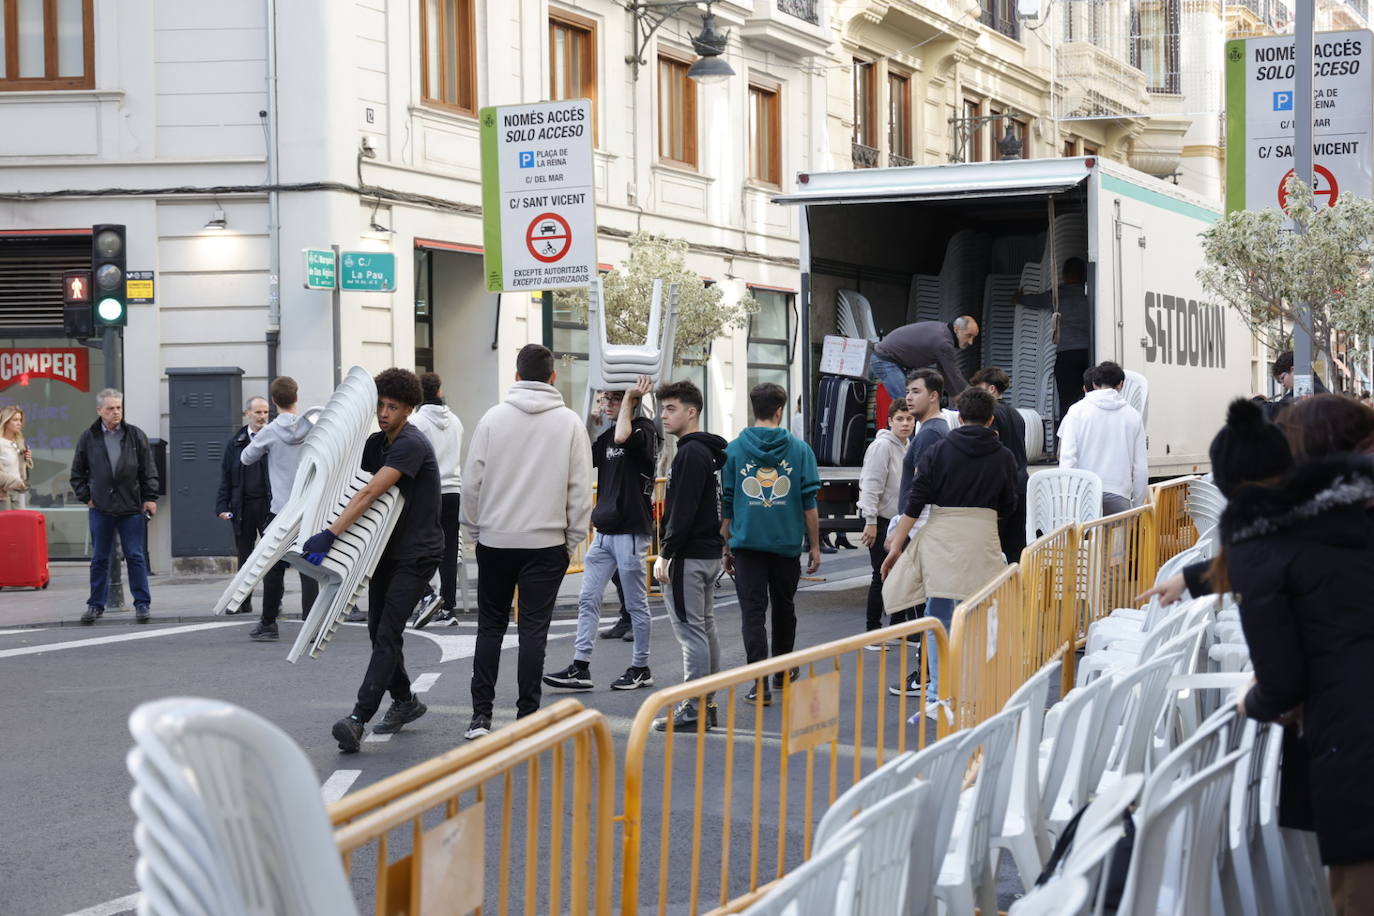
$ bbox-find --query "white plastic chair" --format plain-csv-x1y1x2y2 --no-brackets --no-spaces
1221,720,1294,916
1041,675,1116,841
1115,749,1247,916
1018,408,1045,462
901,730,974,916
1009,875,1091,915
813,751,917,853
741,828,860,916
586,277,680,390
837,288,880,342
832,783,929,916
993,661,1060,889
1120,370,1148,423
1026,468,1103,543
936,704,1023,916
127,697,359,916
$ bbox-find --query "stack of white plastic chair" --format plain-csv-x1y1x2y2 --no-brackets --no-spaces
127,697,358,916
1025,468,1102,543
1076,597,1212,686
906,274,942,323
938,230,990,324
1019,408,1046,462
587,277,679,391
212,367,407,662
1017,214,1088,295
836,289,880,342
1121,369,1149,425
1083,542,1213,653
1186,477,1227,539
1011,303,1058,446
980,274,1021,372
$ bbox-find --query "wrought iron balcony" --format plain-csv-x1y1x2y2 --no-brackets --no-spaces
852,142,879,169
888,152,914,167
777,0,820,25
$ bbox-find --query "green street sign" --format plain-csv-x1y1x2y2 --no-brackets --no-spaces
339,251,396,292
303,248,337,290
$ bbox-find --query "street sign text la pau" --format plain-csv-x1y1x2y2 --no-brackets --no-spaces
302,248,396,292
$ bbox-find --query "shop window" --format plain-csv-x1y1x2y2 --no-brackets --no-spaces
658,53,698,167
748,82,781,186
0,0,94,90
550,9,597,137
421,0,477,115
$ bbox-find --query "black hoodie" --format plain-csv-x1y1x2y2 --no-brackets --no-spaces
904,424,1017,520
660,431,728,560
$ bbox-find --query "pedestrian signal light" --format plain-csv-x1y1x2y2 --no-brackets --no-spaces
62,269,94,339
91,224,127,328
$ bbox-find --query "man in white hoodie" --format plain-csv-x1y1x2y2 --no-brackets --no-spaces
409,372,464,626
1057,361,1148,515
461,344,593,739
241,376,319,640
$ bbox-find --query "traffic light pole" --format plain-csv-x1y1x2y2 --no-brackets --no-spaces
102,325,127,610
1292,0,1315,396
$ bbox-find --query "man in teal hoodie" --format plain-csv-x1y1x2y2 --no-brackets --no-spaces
722,382,822,705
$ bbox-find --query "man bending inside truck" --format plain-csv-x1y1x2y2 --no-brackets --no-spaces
869,317,979,401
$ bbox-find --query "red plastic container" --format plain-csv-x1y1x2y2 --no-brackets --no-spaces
0,509,50,589
875,383,892,431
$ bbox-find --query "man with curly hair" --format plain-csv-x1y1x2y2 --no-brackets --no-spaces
300,368,444,753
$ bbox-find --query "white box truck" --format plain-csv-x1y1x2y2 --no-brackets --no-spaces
773,156,1253,532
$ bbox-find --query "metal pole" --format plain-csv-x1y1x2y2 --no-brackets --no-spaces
1292,0,1315,396
332,243,342,387
103,325,126,609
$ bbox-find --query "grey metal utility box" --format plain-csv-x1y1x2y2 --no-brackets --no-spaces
167,367,242,557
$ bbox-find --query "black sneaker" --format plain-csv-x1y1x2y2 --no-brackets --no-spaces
543,662,594,690
745,683,773,706
249,622,279,641
464,715,492,740
654,701,719,732
599,619,631,640
772,668,800,690
332,716,364,753
889,670,927,697
413,592,443,629
345,609,367,623
611,666,654,690
80,606,102,625
373,696,427,734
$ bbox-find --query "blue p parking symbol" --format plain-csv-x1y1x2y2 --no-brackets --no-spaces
1273,91,1294,111
518,151,535,168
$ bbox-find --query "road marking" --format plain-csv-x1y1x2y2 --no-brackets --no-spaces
803,573,872,592
0,628,46,635
62,892,139,916
411,672,440,693
364,732,392,743
0,621,246,659
321,769,362,803
407,630,519,663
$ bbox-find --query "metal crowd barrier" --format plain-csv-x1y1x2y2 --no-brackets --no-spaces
1150,475,1200,564
618,617,951,916
1017,524,1082,692
945,565,1025,732
1077,505,1158,642
329,699,615,916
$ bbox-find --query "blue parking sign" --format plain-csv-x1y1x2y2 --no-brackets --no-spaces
518,151,535,168
1272,90,1294,111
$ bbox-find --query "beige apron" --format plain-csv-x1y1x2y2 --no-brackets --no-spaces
882,506,1005,610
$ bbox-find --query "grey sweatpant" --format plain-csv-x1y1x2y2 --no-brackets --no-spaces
664,557,723,710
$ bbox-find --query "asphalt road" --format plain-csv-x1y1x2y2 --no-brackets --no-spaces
3,552,1025,916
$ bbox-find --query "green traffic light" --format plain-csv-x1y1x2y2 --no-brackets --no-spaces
96,298,124,323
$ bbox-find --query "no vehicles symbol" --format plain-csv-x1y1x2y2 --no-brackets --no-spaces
1278,165,1339,210
526,213,571,263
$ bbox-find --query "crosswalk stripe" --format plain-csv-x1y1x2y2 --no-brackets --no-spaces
0,621,246,659
320,769,362,803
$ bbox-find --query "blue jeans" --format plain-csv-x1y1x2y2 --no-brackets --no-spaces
574,533,652,668
869,355,908,400
925,597,956,699
88,509,151,609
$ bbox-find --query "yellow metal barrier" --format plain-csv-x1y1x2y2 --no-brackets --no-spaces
945,565,1025,732
330,699,615,916
619,617,950,916
1076,506,1158,643
1017,524,1082,693
1150,475,1199,564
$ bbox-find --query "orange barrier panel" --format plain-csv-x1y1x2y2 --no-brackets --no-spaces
944,565,1025,732
1150,476,1199,564
1017,524,1082,693
330,700,615,916
1076,506,1158,644
619,617,951,916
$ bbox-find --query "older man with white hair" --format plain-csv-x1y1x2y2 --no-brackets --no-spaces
70,388,159,625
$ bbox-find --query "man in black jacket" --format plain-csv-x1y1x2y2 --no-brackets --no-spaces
652,380,728,731
970,367,1029,560
216,396,271,616
71,388,159,624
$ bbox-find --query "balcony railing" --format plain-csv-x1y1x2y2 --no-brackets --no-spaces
777,0,820,24
852,142,879,169
888,152,914,167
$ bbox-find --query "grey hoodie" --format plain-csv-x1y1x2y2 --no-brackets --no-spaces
410,402,463,494
241,411,314,515
461,381,593,552
858,428,909,523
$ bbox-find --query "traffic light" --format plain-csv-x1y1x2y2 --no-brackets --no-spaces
91,223,127,328
62,269,94,339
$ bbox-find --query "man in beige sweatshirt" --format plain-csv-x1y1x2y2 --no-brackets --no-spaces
461,343,593,739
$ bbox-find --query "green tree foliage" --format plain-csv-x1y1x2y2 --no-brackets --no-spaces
554,232,757,364
1199,176,1374,359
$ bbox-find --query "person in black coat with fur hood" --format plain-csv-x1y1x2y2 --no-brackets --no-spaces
1212,397,1374,909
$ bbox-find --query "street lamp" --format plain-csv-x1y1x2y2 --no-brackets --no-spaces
997,122,1024,160
626,1,736,83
